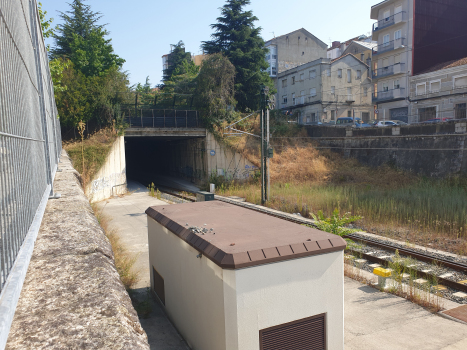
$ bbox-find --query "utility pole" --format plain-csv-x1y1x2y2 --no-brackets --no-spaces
260,86,273,204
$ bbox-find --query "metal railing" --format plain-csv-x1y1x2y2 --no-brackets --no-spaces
372,87,406,102
124,109,201,128
373,37,406,55
372,63,405,79
373,11,405,32
0,0,61,338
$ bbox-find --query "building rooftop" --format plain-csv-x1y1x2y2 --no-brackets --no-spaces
146,201,346,269
265,28,328,49
418,57,467,75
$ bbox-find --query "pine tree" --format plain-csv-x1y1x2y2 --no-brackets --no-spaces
51,0,124,77
162,41,193,82
202,0,272,111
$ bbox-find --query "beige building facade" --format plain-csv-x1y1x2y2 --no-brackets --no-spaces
265,28,328,78
409,59,467,122
371,0,414,122
276,55,374,124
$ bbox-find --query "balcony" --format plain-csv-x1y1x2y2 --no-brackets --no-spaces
372,63,405,79
373,12,406,33
373,38,406,56
372,87,406,103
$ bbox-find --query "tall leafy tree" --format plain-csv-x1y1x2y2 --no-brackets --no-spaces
162,41,194,82
202,0,272,111
51,0,124,77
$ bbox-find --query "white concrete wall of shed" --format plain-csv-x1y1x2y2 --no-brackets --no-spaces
87,136,126,203
205,132,258,182
147,217,227,350
227,251,344,350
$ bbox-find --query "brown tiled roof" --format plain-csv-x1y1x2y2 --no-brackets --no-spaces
146,201,346,269
419,57,467,74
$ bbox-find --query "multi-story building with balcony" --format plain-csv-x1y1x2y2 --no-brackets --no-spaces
409,57,467,122
370,0,467,123
276,55,373,125
265,28,327,79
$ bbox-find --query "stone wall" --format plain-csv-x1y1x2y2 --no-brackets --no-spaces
6,151,149,350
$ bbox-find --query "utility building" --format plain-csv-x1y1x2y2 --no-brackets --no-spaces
146,201,346,350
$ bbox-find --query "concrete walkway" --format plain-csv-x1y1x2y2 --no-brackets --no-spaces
99,185,467,349
97,181,189,350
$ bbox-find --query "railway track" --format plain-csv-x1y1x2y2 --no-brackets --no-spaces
156,187,467,295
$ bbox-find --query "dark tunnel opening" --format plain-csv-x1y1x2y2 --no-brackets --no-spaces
124,136,206,190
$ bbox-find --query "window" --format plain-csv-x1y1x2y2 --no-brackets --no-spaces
416,83,426,95
282,79,287,88
306,114,311,124
347,69,351,83
300,73,304,81
361,53,364,61
282,95,288,104
395,30,401,40
382,82,389,92
394,79,400,89
311,112,317,123
383,58,389,68
456,103,466,119
338,69,342,78
347,87,352,100
361,112,370,122
418,107,436,122
364,87,368,96
331,110,336,121
291,76,295,85
271,67,277,75
331,86,336,95
292,92,295,105
384,10,390,21
357,70,361,79
394,54,401,64
310,70,316,79
430,80,440,93
383,34,390,47
310,88,316,97
348,110,352,118
395,5,402,15
300,90,305,96
454,75,467,89
326,69,331,77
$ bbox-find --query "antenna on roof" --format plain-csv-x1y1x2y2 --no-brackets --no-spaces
270,32,275,38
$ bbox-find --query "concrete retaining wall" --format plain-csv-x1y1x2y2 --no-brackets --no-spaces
87,136,127,202
167,132,257,183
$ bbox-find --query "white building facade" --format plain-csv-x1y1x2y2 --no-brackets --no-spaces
409,59,467,122
371,0,414,123
276,56,374,124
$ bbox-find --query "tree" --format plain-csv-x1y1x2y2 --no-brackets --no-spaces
162,41,193,82
202,0,273,111
194,53,236,128
51,0,124,77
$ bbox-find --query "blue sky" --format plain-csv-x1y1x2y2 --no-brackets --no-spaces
41,0,377,86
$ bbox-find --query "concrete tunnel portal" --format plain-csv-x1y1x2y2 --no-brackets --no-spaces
124,134,207,190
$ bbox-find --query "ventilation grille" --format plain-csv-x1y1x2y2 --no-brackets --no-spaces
260,314,326,350
152,267,165,305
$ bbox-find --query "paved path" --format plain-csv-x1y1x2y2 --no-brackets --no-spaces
97,181,189,350
99,184,467,349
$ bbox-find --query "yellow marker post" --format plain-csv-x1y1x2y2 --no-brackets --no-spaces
373,267,391,289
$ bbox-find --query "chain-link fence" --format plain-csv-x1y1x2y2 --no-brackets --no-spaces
0,0,61,302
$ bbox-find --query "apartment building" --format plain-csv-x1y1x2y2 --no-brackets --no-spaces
265,28,328,78
276,55,373,125
370,0,467,123
342,41,375,68
410,57,467,122
327,35,375,61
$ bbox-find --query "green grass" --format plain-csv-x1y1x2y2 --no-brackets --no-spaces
220,179,467,240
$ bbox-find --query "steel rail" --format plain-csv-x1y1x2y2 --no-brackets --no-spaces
156,187,467,293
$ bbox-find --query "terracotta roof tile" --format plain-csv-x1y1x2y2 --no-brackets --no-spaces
418,57,467,75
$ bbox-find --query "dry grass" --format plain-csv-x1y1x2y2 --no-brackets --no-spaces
218,132,467,255
64,128,117,186
92,203,140,290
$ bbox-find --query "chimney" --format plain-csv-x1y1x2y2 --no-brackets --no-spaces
332,41,341,49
